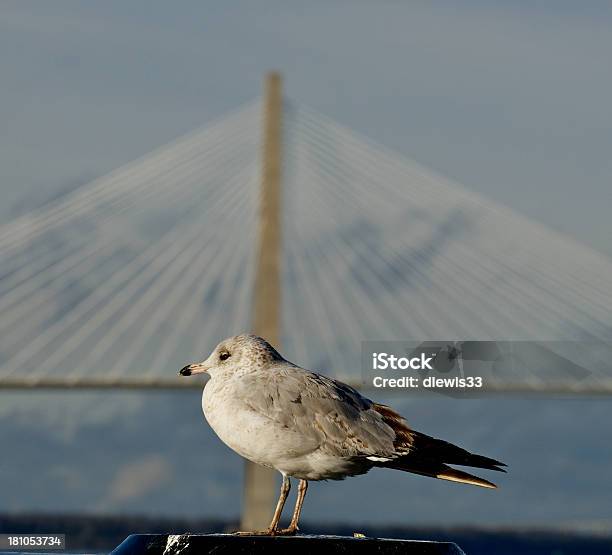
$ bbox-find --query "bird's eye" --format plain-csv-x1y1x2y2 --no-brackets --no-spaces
219,352,231,361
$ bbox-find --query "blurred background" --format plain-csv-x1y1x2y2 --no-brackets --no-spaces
1,2,612,554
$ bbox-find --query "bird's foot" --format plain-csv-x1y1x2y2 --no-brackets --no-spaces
275,525,298,536
232,525,298,536
233,528,277,536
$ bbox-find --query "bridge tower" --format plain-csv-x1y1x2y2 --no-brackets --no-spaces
241,72,283,531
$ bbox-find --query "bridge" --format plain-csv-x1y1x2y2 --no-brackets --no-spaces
1,75,611,393
1,72,611,530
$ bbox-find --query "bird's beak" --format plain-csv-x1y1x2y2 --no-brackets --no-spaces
178,362,208,376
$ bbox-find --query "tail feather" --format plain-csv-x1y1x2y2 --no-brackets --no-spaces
384,458,498,489
369,403,506,488
435,466,497,489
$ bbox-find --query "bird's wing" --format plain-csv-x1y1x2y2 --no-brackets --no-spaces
235,365,399,459
236,365,506,488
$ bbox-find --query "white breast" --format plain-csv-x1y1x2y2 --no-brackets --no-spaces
201,377,307,471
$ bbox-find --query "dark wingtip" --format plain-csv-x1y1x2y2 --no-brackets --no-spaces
491,459,508,471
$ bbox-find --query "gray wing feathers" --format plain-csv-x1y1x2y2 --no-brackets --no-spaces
236,365,398,458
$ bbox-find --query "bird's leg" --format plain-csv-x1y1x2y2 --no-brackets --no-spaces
234,474,291,536
277,479,308,535
266,474,292,534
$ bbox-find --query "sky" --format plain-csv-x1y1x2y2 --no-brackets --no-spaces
1,0,612,528
1,1,611,255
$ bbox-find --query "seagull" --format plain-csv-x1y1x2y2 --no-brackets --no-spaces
179,334,506,536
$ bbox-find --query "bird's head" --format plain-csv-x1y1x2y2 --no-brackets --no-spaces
178,334,284,378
